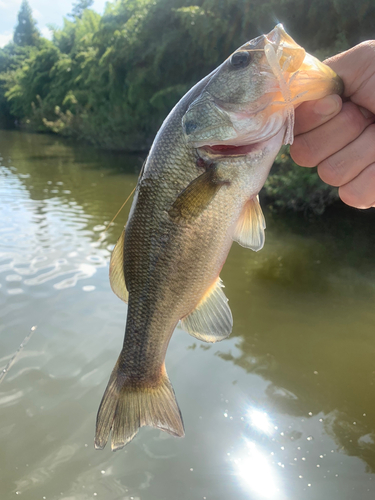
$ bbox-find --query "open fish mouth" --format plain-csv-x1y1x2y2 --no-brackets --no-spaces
198,117,287,158
196,108,287,158
200,142,261,157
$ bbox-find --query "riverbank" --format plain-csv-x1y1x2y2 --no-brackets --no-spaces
2,123,341,214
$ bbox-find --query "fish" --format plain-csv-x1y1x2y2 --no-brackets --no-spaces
95,24,343,451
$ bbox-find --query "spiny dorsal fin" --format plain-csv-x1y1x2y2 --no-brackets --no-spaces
168,168,227,221
180,277,232,343
109,228,129,303
233,196,266,252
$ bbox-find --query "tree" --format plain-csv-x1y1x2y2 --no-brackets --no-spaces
13,0,39,47
69,0,94,19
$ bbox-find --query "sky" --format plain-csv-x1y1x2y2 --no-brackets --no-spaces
0,0,108,47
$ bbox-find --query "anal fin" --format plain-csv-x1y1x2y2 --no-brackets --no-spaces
180,277,232,343
109,228,129,303
233,196,265,251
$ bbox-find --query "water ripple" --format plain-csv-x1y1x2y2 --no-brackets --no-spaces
0,389,27,407
0,166,110,295
15,444,81,493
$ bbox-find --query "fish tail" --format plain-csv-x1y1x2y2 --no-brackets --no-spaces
95,356,184,451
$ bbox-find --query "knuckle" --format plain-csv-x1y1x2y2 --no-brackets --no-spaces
355,40,375,60
317,156,345,186
340,102,366,135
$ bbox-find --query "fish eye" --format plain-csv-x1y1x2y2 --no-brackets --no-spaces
230,51,251,68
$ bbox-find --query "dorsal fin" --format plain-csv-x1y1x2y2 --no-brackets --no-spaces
233,196,266,252
180,277,232,343
109,228,129,303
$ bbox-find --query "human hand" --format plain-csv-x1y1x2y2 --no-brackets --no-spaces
290,41,375,208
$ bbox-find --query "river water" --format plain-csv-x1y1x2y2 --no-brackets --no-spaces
1,130,375,500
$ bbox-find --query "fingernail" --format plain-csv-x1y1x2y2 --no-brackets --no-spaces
314,94,341,116
358,106,375,120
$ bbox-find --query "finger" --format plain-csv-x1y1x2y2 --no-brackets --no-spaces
294,94,342,135
317,124,375,186
324,41,375,113
290,102,374,168
339,162,375,208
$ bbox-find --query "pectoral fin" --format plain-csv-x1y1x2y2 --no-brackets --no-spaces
168,168,226,221
180,277,232,343
233,196,266,251
109,228,129,303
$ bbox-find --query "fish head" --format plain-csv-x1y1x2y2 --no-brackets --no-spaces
182,24,343,159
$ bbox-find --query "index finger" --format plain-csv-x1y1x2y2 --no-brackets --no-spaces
294,94,342,136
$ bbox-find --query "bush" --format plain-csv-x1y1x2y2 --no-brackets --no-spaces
263,148,339,214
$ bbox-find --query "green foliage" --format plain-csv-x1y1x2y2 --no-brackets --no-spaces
0,43,38,127
0,0,371,209
69,0,95,19
13,0,40,47
263,148,339,214
4,40,60,119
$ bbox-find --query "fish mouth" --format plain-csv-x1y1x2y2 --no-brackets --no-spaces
197,115,286,158
200,142,260,157
265,24,344,102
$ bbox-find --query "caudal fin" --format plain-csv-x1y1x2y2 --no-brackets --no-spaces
95,358,184,451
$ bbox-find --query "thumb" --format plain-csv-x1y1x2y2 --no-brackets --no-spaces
324,41,375,113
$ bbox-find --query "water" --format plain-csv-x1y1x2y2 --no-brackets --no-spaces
1,130,375,500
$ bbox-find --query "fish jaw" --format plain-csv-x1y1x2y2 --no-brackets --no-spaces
182,24,343,150
266,24,344,103
287,52,344,104
197,127,286,200
197,127,284,163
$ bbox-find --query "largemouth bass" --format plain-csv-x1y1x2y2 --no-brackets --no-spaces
95,24,343,451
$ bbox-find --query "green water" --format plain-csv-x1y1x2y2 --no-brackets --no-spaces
1,130,375,500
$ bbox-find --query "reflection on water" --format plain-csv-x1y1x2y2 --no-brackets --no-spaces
234,410,281,499
247,408,274,435
1,130,375,499
234,440,281,499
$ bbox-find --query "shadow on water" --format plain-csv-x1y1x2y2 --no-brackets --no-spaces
4,130,145,174
1,130,375,498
